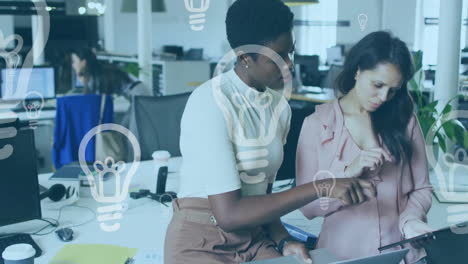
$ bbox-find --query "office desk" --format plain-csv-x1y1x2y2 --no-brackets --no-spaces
15,110,56,121
1,159,182,263
290,89,335,104
0,159,456,263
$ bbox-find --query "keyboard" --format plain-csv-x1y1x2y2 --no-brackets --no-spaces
0,234,42,263
13,106,56,112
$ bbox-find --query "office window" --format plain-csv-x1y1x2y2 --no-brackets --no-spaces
420,0,468,67
291,1,339,63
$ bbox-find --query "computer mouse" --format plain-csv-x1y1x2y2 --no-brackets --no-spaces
158,191,177,203
166,191,177,198
55,227,74,242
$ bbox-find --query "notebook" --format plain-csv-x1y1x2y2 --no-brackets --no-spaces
49,163,103,181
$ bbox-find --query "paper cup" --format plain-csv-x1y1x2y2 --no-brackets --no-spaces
2,244,35,264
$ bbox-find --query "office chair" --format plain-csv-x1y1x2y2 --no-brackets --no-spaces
128,93,190,160
52,95,113,169
276,100,316,182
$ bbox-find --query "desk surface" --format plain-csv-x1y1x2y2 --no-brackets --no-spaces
290,89,335,104
1,96,131,122
0,159,457,263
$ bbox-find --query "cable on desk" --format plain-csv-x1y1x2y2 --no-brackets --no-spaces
32,205,96,236
0,205,96,237
55,205,96,229
30,218,60,236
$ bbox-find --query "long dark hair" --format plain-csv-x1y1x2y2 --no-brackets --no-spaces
73,48,131,94
335,31,414,163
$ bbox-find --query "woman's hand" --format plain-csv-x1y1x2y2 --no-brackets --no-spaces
282,241,312,264
403,219,435,249
345,148,393,178
318,178,377,206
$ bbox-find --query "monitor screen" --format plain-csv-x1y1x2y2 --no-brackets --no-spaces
0,67,56,100
0,128,41,227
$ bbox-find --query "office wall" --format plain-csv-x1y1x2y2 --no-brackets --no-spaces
337,0,417,50
336,0,383,46
100,0,231,59
381,0,417,49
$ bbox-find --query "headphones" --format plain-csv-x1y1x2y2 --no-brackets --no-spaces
40,184,77,201
40,184,79,210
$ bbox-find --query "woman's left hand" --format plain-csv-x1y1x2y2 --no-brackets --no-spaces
282,241,312,263
403,219,435,249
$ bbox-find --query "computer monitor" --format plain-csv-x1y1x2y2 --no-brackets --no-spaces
0,127,41,227
0,66,56,101
294,55,321,87
326,45,344,65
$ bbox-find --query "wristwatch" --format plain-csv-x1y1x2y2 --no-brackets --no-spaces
277,236,296,254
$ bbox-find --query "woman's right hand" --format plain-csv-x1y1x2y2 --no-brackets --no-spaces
317,178,377,206
344,147,393,178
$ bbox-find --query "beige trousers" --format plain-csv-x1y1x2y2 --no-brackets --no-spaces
164,198,281,264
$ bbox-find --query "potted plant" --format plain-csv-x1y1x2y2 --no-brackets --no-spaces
408,51,467,159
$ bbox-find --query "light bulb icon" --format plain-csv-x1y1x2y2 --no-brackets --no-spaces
184,0,210,31
22,91,44,129
0,60,20,160
426,110,468,234
311,170,336,211
445,148,468,234
0,30,23,58
211,45,292,187
357,14,368,31
0,31,23,160
0,111,17,160
0,1,48,160
79,124,141,232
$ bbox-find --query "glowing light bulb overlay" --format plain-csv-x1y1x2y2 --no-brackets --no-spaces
0,41,22,109
184,0,210,13
22,91,45,119
184,0,210,31
0,0,50,107
0,0,50,160
426,110,468,199
78,123,141,203
211,44,293,147
357,13,368,31
312,170,337,210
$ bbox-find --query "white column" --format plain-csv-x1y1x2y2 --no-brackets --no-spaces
377,0,384,30
434,0,463,110
31,14,46,65
413,0,424,51
103,0,115,52
466,6,468,48
137,0,153,90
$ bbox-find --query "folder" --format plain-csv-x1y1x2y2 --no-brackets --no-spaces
49,244,138,264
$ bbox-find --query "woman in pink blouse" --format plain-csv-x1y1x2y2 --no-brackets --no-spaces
296,31,433,264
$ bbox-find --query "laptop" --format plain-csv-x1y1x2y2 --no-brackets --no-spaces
378,221,468,264
243,248,409,264
49,163,95,181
